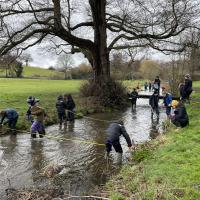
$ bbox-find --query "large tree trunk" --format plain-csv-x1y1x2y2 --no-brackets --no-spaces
90,0,110,82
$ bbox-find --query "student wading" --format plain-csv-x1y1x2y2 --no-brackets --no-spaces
106,121,132,164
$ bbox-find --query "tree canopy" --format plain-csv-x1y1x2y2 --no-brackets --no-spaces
0,0,200,80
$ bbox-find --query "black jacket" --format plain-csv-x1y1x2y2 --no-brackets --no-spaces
149,94,159,108
65,99,75,111
56,100,66,113
154,78,161,87
130,91,138,100
106,123,132,147
184,79,193,93
174,104,189,123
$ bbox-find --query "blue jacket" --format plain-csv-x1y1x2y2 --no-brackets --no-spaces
163,93,172,107
0,109,18,124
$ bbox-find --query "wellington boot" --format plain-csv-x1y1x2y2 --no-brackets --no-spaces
116,153,123,165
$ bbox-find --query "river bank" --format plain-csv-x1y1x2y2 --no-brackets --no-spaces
0,78,143,134
103,84,200,200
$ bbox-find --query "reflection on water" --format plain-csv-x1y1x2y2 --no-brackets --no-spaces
0,95,167,198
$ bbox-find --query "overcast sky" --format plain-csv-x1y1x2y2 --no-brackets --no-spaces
26,45,89,68
26,45,171,69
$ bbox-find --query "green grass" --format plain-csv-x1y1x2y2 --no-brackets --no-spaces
0,66,65,79
193,81,200,88
106,84,200,200
0,78,83,130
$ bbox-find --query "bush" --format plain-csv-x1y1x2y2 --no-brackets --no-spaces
80,78,128,107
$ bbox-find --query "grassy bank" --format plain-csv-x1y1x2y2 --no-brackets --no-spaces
0,66,65,79
0,78,83,131
105,83,200,199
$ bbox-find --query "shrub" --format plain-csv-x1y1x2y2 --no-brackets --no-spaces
80,78,127,107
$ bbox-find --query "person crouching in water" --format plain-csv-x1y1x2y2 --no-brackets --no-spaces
56,95,67,130
64,94,76,124
149,90,159,118
162,88,172,119
105,120,132,164
0,109,18,135
130,88,138,110
170,100,189,128
29,99,46,138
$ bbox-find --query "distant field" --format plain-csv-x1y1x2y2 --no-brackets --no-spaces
0,66,65,79
193,81,200,88
0,78,83,129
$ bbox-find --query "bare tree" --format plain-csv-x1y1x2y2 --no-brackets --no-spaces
21,53,33,66
0,0,199,83
0,54,23,77
56,54,74,79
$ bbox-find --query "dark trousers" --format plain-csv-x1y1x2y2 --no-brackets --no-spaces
151,107,159,116
165,106,171,116
58,112,66,125
67,111,75,122
106,140,123,153
131,99,137,109
172,119,189,128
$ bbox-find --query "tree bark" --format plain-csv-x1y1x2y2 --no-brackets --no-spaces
89,0,110,82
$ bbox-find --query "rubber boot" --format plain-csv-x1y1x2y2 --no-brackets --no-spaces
31,133,37,138
63,122,67,131
11,129,17,135
117,153,123,165
59,124,62,130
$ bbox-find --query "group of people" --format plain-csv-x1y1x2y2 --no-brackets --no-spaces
0,75,192,165
144,76,161,92
0,94,76,137
129,75,191,128
108,75,191,163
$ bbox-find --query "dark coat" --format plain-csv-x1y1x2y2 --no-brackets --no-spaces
106,123,132,147
174,104,189,124
65,99,75,111
149,94,159,108
154,78,161,87
56,100,66,114
130,91,138,100
184,79,193,95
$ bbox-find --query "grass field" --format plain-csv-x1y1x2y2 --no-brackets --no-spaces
0,78,83,130
0,66,65,79
107,82,200,199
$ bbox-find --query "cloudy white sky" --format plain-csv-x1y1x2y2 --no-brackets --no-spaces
26,45,89,68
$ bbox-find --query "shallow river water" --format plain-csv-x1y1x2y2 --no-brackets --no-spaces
0,92,167,198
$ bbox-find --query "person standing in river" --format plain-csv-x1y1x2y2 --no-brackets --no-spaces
130,88,138,110
56,95,67,130
105,120,132,164
153,76,161,93
64,94,76,124
149,90,159,117
29,99,47,138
